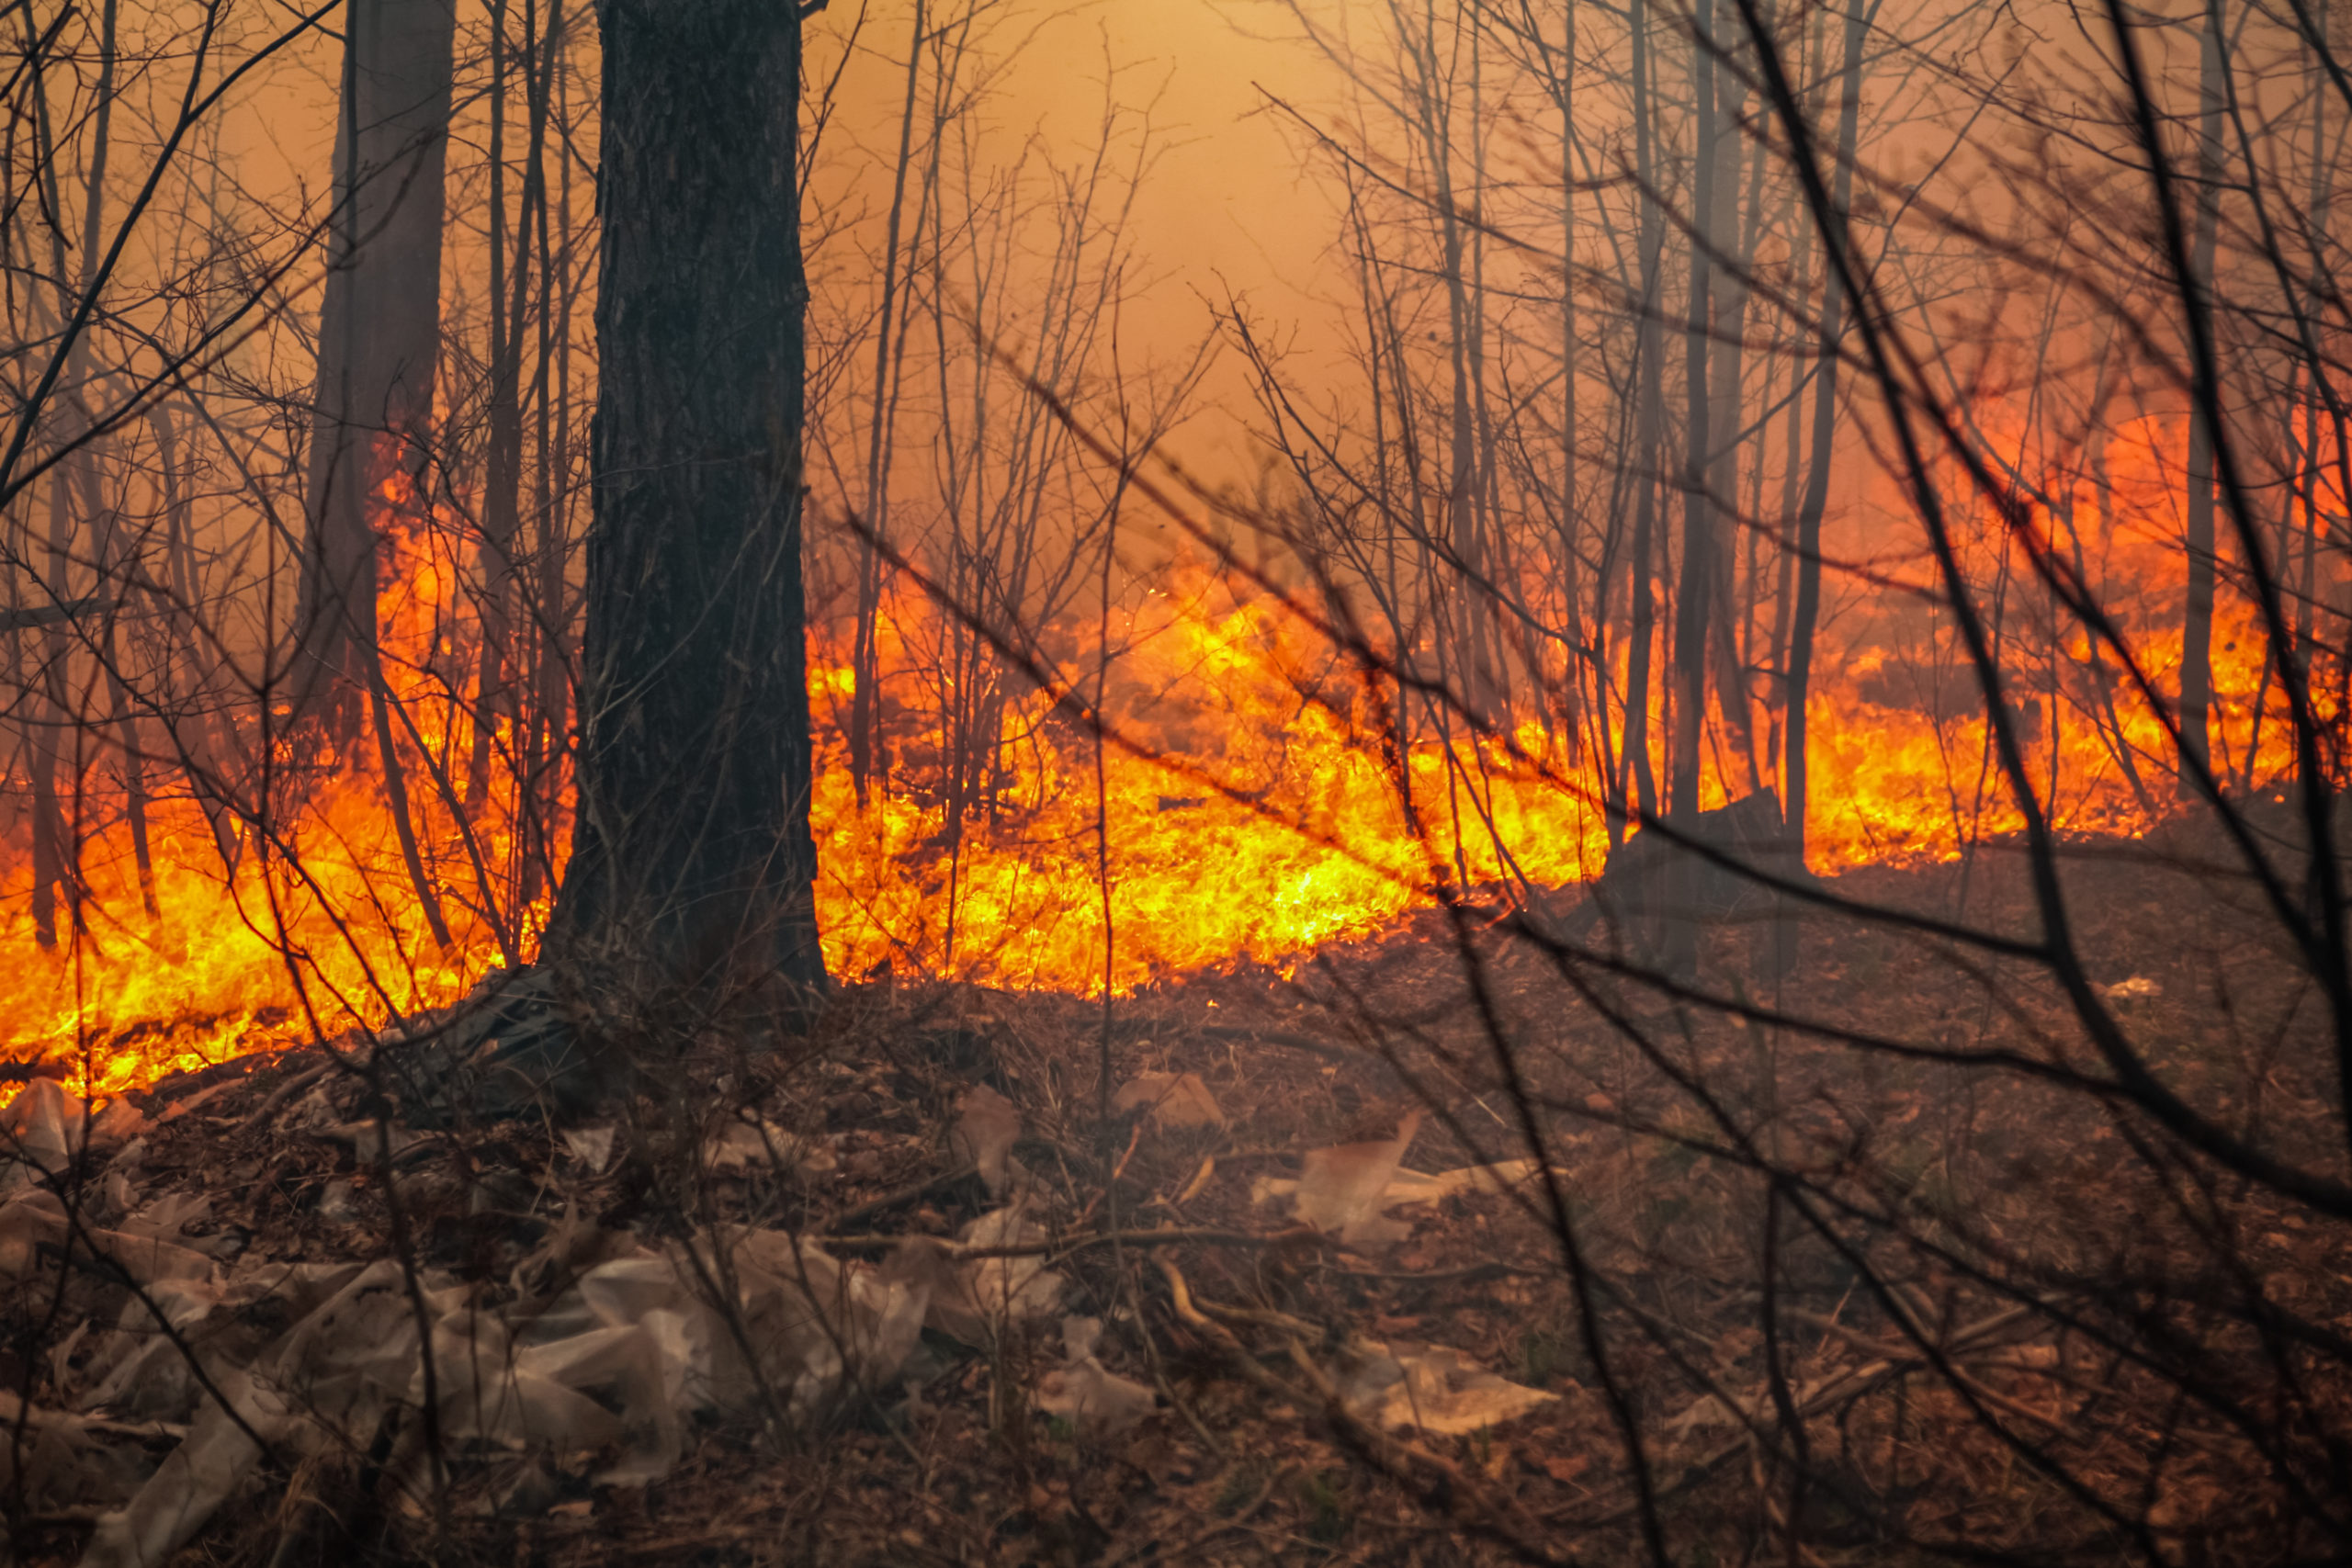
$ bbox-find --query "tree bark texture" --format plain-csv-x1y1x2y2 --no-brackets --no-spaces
548,0,827,994
2178,0,2227,789
1670,0,1719,829
1782,0,1869,863
300,0,457,717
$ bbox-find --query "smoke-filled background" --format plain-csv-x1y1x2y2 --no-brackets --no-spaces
6,3,2352,1565
5,0,2327,1077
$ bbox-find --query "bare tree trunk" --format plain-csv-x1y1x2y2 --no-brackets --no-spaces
2178,0,2227,790
147,402,243,877
472,0,550,808
850,0,930,804
1776,0,1869,973
1553,0,1581,756
1617,0,1669,836
1783,0,1867,865
1671,0,1722,829
1708,102,1765,788
298,0,457,731
1660,0,1727,976
2294,0,2332,797
1414,8,1497,719
18,0,125,948
89,483,158,921
31,474,79,948
549,0,827,998
521,0,575,918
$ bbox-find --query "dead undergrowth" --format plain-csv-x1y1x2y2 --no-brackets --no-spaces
2,824,2348,1567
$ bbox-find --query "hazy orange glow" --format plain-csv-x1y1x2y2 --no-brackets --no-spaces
0,422,2305,1093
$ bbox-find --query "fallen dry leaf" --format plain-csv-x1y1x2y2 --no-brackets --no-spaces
1336,1337,1556,1436
1255,1152,1553,1238
1035,1315,1157,1438
704,1118,832,1179
1532,1450,1591,1484
1113,1071,1226,1131
0,1081,141,1190
951,1085,1023,1196
1255,1111,1424,1247
560,1125,617,1173
911,1206,1063,1344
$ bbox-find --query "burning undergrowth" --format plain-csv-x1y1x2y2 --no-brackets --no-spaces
1,545,2298,1104
0,822,2345,1566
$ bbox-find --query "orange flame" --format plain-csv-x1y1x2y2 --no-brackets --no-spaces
0,422,2312,1092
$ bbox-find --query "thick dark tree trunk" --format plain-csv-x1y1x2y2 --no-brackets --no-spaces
299,0,456,725
547,0,827,996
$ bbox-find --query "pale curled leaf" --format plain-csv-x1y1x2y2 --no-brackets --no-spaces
79,1373,296,1568
709,1228,928,1416
1255,1152,1552,1235
1338,1339,1555,1436
913,1207,1063,1344
1663,1393,1735,1438
1113,1071,1226,1130
74,1227,932,1562
81,1263,424,1568
1255,1111,1423,1247
1036,1315,1157,1438
1383,1157,1549,1203
509,1323,678,1483
704,1119,833,1179
560,1125,617,1173
951,1085,1023,1196
0,1190,66,1280
0,1081,141,1189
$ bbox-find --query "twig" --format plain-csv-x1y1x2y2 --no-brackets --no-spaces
1329,1259,1551,1284
1570,1304,2040,1529
1155,1259,1570,1566
825,1224,1323,1258
1101,1463,1281,1567
1072,1122,1143,1226
243,1060,333,1129
1189,1023,1374,1064
819,1161,976,1233
0,596,109,631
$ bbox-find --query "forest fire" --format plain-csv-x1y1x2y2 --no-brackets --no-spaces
0,449,2299,1094
7,1,2350,1561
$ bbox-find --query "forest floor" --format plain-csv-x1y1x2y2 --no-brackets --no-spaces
6,817,2350,1566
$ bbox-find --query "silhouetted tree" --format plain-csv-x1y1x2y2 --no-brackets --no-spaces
300,0,458,727
548,0,828,1001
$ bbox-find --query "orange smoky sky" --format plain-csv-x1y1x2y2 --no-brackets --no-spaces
808,0,1353,493
206,2,1345,491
